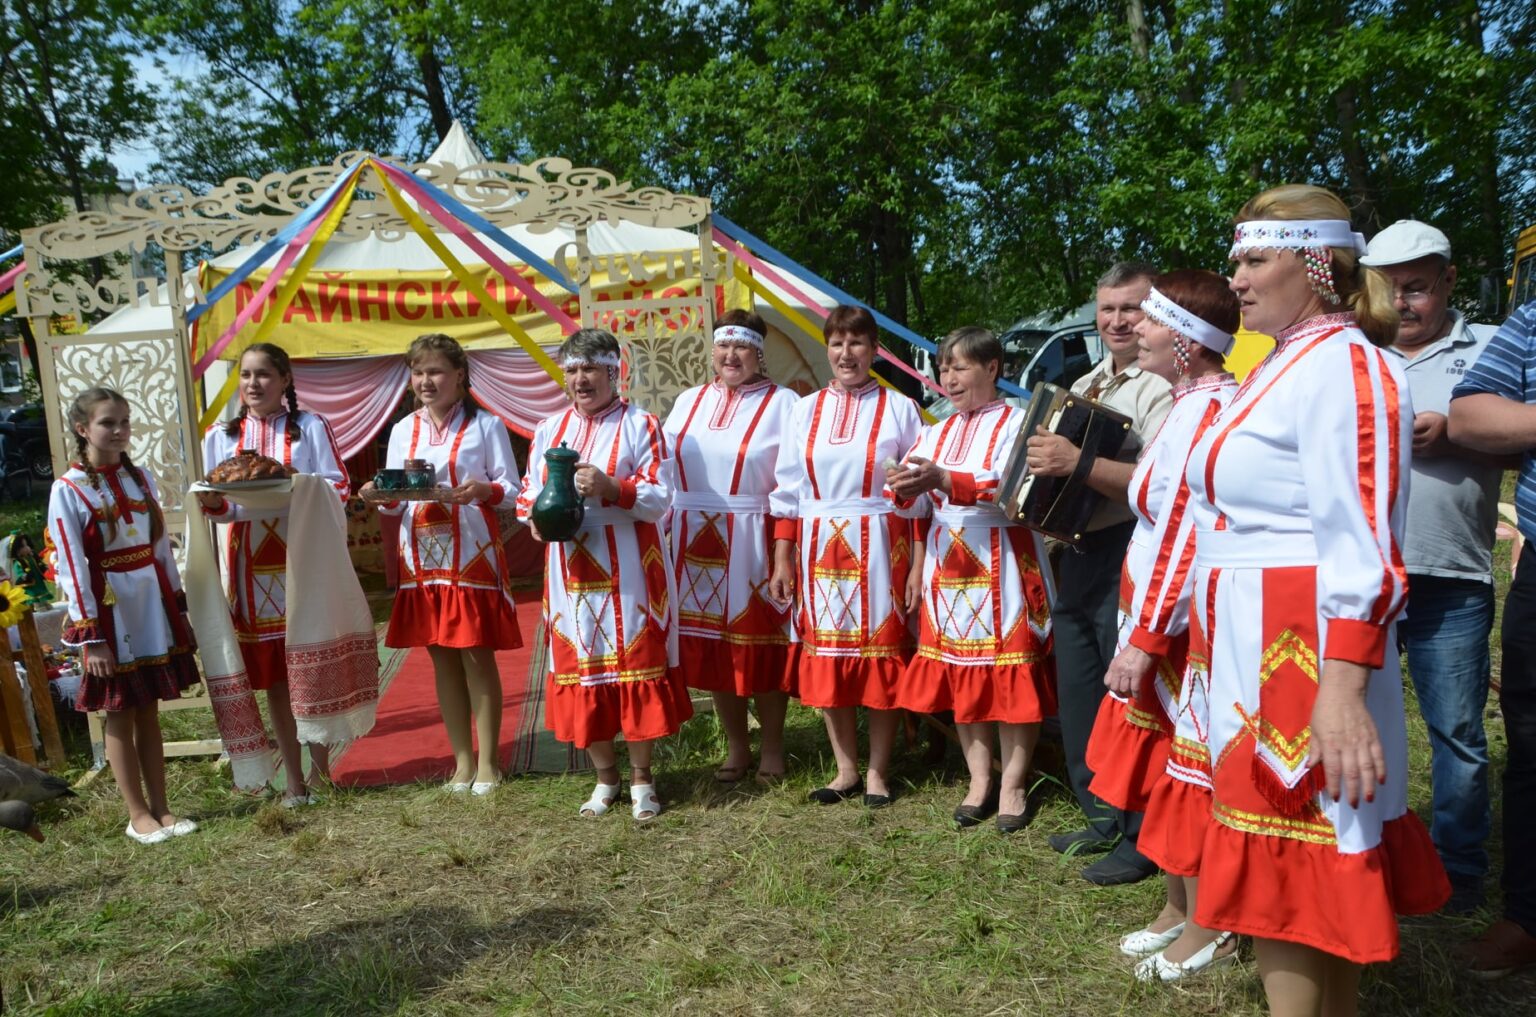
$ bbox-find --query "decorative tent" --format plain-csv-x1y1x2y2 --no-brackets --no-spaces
82,125,842,463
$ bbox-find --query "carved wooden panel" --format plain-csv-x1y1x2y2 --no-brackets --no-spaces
590,301,712,421
39,332,194,555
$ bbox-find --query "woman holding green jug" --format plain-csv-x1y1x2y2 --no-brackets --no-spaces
516,328,692,822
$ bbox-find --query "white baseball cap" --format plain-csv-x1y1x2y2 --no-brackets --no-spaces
1360,220,1452,266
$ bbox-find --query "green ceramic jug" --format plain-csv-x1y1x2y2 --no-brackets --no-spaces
531,442,585,541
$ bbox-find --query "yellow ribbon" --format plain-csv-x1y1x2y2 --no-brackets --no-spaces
197,171,363,431
731,261,934,423
0,291,15,316
366,160,566,385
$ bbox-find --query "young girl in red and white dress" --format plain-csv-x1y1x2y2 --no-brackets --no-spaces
362,333,522,795
1082,271,1240,981
663,309,799,785
888,326,1054,832
50,387,200,845
197,342,348,805
517,328,692,822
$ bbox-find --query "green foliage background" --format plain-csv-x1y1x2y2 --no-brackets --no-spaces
3,0,1533,337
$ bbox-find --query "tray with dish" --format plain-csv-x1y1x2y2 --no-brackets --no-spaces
360,485,457,503
205,478,292,492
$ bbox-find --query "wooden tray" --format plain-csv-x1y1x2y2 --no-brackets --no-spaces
361,486,458,503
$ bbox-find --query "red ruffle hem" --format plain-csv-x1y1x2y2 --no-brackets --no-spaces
544,670,695,748
1192,738,1451,964
77,648,202,713
1085,693,1170,813
678,636,794,697
1138,772,1212,878
385,585,523,650
895,654,1055,724
796,648,907,710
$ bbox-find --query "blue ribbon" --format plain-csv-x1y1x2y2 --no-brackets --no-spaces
0,243,21,263
186,160,366,324
387,165,577,293
713,214,1027,398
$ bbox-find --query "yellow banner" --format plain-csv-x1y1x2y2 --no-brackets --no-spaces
198,255,742,360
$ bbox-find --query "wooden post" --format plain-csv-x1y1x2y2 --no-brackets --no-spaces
17,612,65,767
0,648,37,763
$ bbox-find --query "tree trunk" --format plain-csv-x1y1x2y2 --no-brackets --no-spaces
1125,0,1151,62
1464,0,1506,311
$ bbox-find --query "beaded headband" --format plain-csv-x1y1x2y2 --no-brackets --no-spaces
1228,219,1367,259
1141,287,1235,356
562,352,621,370
713,324,765,349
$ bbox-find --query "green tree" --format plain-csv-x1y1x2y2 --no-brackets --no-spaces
0,0,156,233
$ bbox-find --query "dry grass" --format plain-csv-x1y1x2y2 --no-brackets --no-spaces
0,692,1529,1017
1,485,1531,1015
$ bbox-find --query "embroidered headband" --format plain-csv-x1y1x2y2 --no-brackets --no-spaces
562,352,621,371
1228,219,1367,259
713,324,765,349
1141,286,1236,357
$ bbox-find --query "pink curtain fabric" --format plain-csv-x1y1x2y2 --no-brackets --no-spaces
292,350,566,454
292,358,410,460
467,348,569,437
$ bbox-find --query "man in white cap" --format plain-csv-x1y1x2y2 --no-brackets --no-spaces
1362,220,1505,914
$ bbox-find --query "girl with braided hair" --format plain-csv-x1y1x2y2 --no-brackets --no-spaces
196,342,349,805
49,388,199,844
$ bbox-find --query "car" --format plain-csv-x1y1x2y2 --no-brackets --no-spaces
0,403,54,483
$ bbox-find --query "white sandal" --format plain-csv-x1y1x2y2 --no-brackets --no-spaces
579,782,621,817
631,783,662,822
1119,921,1185,957
1134,931,1238,982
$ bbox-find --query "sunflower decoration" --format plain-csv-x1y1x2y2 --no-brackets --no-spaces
0,580,31,628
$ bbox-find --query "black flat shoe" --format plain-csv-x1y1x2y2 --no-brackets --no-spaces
954,803,995,827
863,792,892,809
808,779,864,804
996,812,1029,835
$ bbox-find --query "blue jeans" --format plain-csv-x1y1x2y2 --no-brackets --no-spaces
1400,574,1494,882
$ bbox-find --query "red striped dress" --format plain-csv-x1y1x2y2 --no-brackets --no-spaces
768,380,925,709
664,380,799,697
1156,313,1447,963
893,401,1054,723
203,410,350,689
517,399,692,747
1085,373,1234,810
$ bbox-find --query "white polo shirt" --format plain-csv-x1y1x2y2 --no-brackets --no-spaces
1069,357,1173,531
1386,311,1502,583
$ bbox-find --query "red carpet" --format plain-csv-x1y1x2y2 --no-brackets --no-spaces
331,588,585,786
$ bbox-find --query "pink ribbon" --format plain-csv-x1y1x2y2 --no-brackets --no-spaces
192,211,329,378
713,229,944,397
370,161,580,335
0,262,24,296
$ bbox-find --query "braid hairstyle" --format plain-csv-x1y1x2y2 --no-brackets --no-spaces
120,454,166,544
67,387,129,543
225,342,304,444
406,333,480,420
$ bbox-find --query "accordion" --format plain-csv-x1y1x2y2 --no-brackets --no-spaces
997,382,1133,545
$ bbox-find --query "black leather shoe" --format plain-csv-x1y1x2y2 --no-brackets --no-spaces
1081,845,1158,886
808,779,863,805
954,803,991,827
1048,828,1115,855
996,813,1030,834
863,792,892,809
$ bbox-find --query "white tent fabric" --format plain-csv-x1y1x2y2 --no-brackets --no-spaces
87,124,841,437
